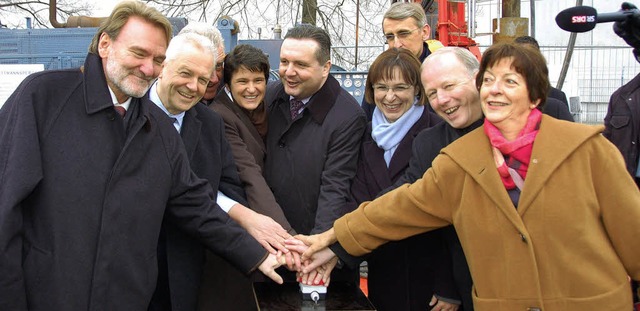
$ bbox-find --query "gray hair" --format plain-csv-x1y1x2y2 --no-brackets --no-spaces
178,22,225,50
424,47,478,77
383,2,428,29
164,32,217,65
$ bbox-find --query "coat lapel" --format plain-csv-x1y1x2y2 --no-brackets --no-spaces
180,108,202,161
218,92,266,154
387,110,433,178
517,115,603,215
444,116,604,229
443,127,527,230
362,138,392,189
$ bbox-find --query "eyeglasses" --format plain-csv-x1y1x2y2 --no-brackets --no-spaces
215,62,224,72
373,84,413,94
383,27,421,42
215,54,226,72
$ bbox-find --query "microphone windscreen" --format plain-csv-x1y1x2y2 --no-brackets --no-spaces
556,6,598,33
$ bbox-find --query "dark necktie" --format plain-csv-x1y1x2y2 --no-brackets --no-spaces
290,99,304,120
170,117,180,133
114,106,127,118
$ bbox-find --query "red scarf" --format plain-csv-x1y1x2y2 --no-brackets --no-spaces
483,109,542,190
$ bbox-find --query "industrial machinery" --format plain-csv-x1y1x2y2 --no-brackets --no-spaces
0,15,368,104
0,0,483,104
410,0,481,58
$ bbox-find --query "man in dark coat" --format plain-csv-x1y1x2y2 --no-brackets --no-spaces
264,25,367,283
146,33,291,311
0,3,282,311
607,7,640,304
604,51,640,189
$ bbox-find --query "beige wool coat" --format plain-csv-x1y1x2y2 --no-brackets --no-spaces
335,115,640,311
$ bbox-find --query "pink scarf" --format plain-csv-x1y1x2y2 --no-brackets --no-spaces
483,109,542,190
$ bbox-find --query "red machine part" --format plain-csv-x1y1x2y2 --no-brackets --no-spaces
409,0,482,59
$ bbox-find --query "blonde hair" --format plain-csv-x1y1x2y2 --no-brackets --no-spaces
88,0,172,54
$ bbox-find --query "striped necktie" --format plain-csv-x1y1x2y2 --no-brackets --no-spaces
114,106,126,118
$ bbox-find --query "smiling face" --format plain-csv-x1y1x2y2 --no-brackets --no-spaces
479,57,539,140
279,38,330,100
99,16,168,103
156,48,214,115
422,52,482,129
229,66,267,111
372,67,417,123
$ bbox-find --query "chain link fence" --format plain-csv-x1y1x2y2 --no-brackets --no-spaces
540,45,639,125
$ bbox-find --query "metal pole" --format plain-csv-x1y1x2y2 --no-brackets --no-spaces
468,0,476,38
530,0,535,37
355,0,360,70
557,0,583,90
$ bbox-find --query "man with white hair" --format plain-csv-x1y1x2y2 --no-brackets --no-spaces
180,22,227,105
146,32,288,311
175,23,298,311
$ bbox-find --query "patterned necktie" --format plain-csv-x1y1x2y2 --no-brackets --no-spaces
114,106,126,118
290,99,304,120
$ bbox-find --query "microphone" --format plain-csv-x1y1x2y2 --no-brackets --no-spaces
555,5,640,33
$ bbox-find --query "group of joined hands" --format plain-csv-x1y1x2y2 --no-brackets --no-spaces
251,220,338,286
248,215,460,310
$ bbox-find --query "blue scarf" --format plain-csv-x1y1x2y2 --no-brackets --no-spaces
371,101,424,167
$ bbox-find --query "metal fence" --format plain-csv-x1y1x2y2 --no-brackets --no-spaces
331,44,640,126
540,45,640,125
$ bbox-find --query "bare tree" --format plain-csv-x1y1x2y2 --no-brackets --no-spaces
0,0,94,28
142,0,388,70
302,0,317,25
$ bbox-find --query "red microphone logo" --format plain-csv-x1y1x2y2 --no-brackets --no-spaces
571,15,595,23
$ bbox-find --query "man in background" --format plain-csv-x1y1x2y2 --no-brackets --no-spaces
606,4,640,307
363,2,442,119
514,35,569,106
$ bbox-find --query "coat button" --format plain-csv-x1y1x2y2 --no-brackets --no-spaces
520,233,527,243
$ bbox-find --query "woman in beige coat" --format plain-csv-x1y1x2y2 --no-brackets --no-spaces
293,42,640,311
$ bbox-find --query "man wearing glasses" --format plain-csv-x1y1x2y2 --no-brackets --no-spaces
363,2,442,120
383,2,439,64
